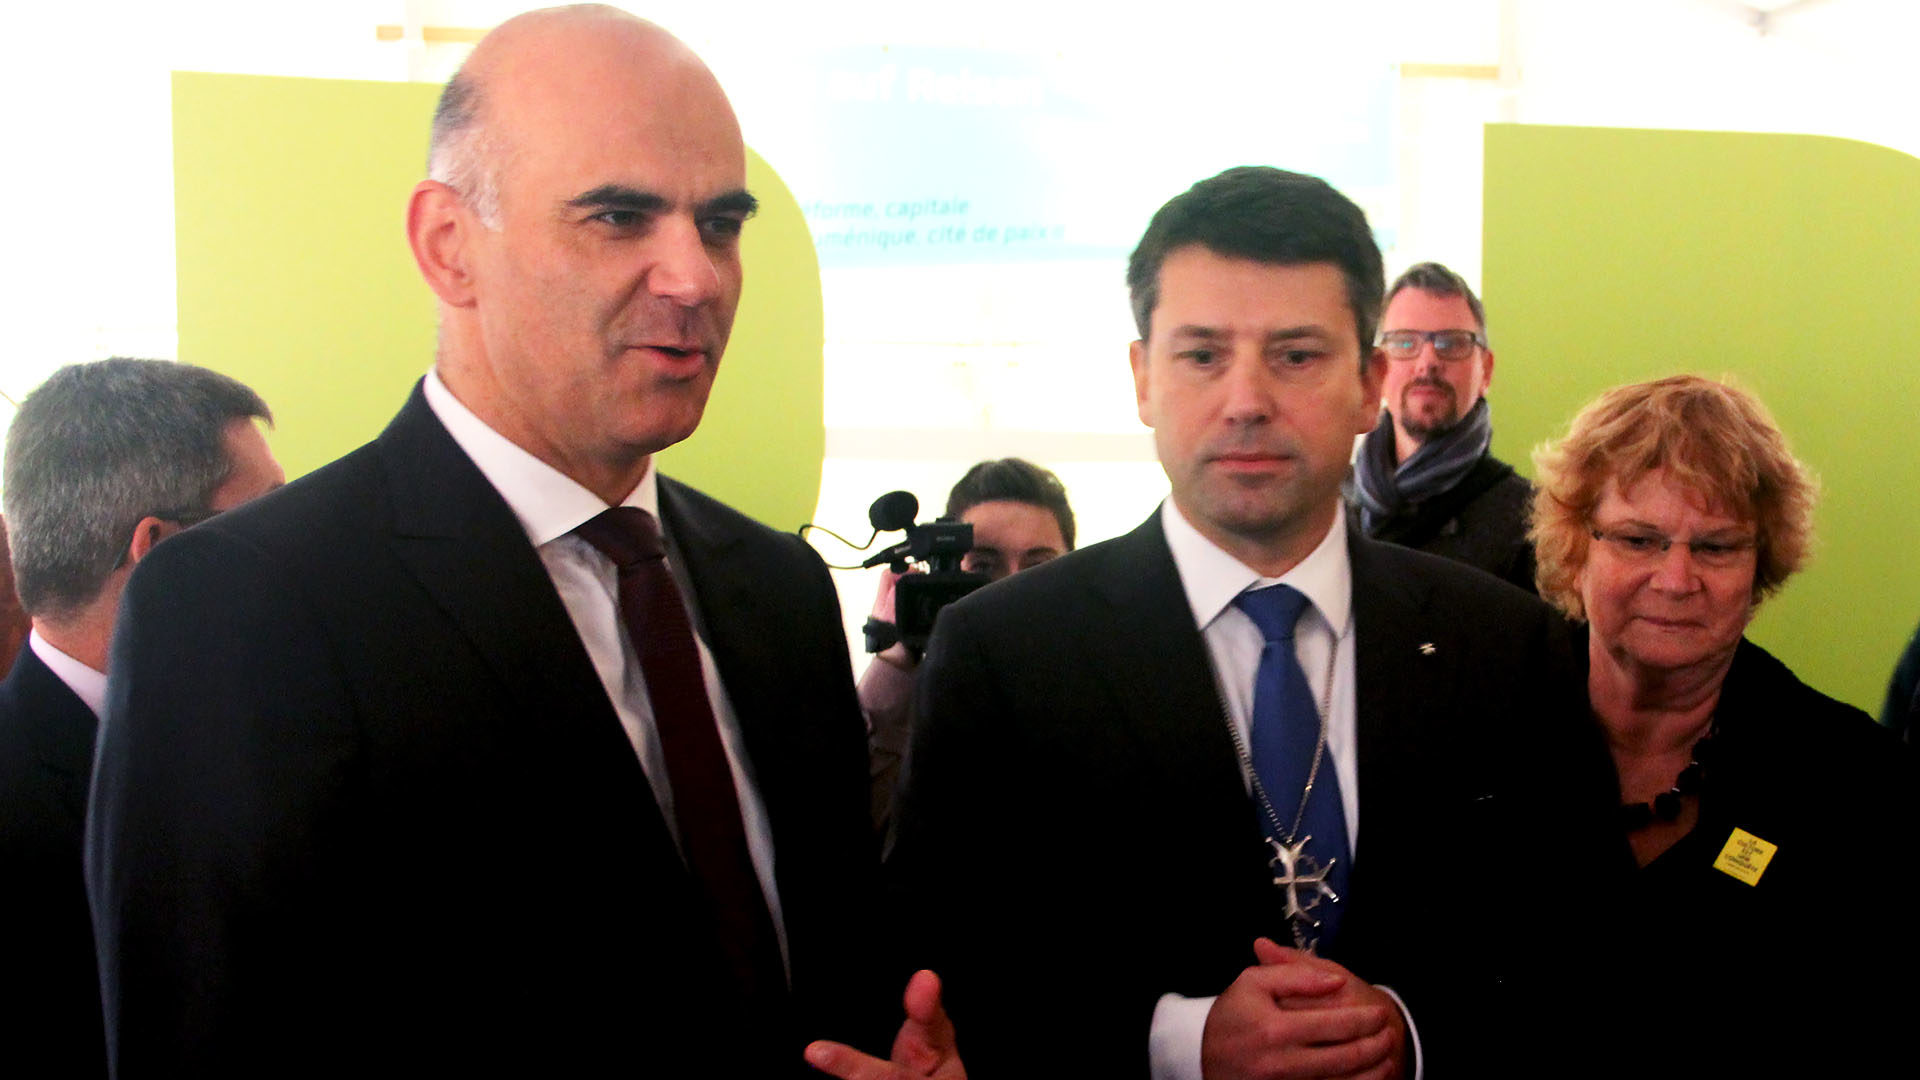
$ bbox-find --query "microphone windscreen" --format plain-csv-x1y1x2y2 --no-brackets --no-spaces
868,490,919,532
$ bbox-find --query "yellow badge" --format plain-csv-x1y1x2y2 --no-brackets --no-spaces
1712,827,1778,886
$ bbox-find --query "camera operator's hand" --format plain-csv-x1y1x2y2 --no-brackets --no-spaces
867,567,920,674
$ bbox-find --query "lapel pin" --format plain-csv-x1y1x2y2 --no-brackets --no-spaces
1417,642,1436,655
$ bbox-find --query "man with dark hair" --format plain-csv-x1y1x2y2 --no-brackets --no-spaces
87,9,910,1077
1124,166,1385,352
0,357,280,1079
1345,261,1534,591
944,457,1076,570
861,457,1075,830
893,167,1622,1078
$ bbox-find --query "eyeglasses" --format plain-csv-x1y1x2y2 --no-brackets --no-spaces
151,506,219,529
1377,329,1486,362
1589,526,1757,569
112,506,219,569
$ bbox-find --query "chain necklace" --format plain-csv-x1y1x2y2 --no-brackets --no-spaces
1220,607,1350,951
1619,715,1718,831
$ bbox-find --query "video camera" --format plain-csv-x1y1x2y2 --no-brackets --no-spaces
858,490,991,658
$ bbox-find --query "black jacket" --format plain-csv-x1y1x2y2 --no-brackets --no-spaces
894,512,1629,1078
0,644,105,1079
1347,453,1536,594
88,384,888,1077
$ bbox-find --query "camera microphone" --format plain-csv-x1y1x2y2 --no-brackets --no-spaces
849,487,988,657
868,490,919,533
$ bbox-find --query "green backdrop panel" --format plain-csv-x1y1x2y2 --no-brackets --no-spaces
173,71,824,531
1484,123,1920,712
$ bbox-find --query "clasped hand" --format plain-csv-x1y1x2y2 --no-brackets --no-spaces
1201,938,1408,1080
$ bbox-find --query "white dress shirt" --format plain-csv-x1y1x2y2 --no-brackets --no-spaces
1147,501,1421,1080
1161,500,1362,843
422,370,788,972
29,630,107,720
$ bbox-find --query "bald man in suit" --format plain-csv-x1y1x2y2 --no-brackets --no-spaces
88,10,899,1076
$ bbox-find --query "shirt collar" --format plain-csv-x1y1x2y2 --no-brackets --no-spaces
29,630,108,720
422,368,657,545
1160,499,1352,636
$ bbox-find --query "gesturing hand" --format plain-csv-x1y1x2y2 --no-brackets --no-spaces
804,970,965,1080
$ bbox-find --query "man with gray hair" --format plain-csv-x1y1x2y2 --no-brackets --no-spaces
0,357,280,1079
1344,261,1535,591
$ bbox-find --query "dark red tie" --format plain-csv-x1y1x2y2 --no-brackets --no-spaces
574,506,786,1008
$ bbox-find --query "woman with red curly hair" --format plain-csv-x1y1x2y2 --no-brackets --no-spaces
1531,374,1915,1071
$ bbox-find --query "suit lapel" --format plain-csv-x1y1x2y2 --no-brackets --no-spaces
1094,519,1449,872
653,478,752,674
1090,515,1256,821
1086,515,1300,949
374,386,655,789
1347,535,1438,872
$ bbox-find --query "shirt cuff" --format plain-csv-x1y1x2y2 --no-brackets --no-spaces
1375,984,1423,1080
1148,993,1213,1080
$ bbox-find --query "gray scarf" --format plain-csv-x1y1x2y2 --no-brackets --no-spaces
1351,397,1493,531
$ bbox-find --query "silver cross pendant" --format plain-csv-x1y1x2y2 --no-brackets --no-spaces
1268,835,1340,949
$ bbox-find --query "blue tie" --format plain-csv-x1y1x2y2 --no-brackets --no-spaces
1234,584,1350,950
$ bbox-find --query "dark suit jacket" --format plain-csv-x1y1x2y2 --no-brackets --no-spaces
0,643,106,1079
1345,452,1537,594
892,513,1628,1078
87,385,885,1077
